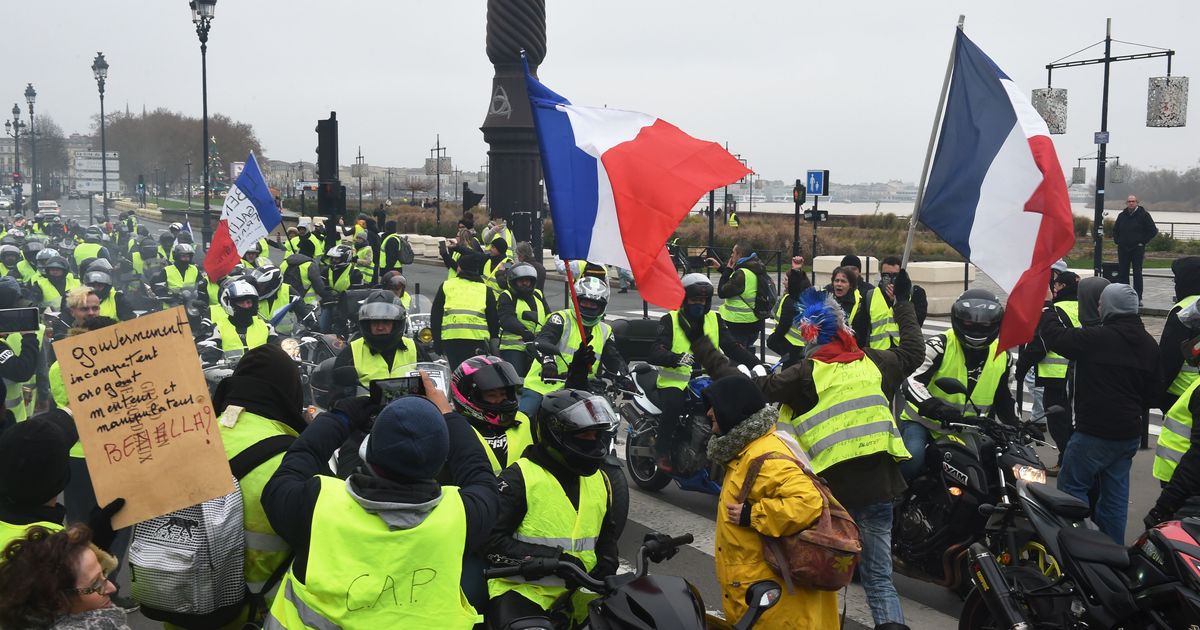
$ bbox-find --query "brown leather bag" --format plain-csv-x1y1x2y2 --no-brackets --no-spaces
735,451,862,592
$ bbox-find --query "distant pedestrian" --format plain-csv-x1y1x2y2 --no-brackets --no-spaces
1040,283,1160,544
512,242,546,291
615,266,634,293
1112,195,1158,302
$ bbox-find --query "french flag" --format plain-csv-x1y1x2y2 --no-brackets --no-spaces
920,31,1075,351
203,153,281,280
524,61,750,309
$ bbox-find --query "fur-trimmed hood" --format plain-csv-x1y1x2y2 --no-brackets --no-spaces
706,406,777,464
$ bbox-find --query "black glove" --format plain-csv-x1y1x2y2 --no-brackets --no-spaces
1144,506,1171,530
564,345,597,390
892,270,912,304
918,398,963,426
333,396,380,433
541,356,561,381
87,498,125,551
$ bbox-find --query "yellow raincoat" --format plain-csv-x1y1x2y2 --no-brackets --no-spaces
715,430,839,628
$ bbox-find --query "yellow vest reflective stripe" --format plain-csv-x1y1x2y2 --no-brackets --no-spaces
326,266,351,292
772,298,806,348
266,477,478,629
350,337,417,388
34,276,79,309
524,311,610,395
487,459,607,609
73,242,103,268
499,291,548,352
660,311,719,389
901,336,1006,430
778,357,909,473
258,284,294,335
484,256,512,294
165,264,199,293
718,268,758,323
1155,377,1200,482
219,409,298,587
0,519,63,551
212,312,270,354
475,413,535,476
1169,296,1200,396
440,278,490,341
1037,301,1080,379
866,287,899,350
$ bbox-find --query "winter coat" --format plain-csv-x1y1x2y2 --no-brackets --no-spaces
51,606,131,630
711,409,837,628
1113,205,1158,248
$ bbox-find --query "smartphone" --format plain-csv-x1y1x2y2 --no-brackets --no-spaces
0,307,41,334
369,376,424,405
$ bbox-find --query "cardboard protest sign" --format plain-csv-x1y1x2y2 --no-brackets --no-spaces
53,307,233,529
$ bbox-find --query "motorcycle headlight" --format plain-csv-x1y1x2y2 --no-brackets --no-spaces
418,327,433,344
280,337,301,361
1013,464,1047,484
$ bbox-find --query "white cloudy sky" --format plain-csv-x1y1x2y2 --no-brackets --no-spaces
15,1,1199,183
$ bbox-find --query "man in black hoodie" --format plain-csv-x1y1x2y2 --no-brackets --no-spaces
1113,195,1158,301
1041,283,1160,544
1159,256,1200,412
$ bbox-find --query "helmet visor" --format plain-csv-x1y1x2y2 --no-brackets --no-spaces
470,360,524,391
548,395,618,434
359,301,403,321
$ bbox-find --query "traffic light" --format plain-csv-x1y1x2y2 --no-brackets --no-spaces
316,112,338,182
463,182,484,212
11,172,20,183
792,179,806,205
317,181,338,216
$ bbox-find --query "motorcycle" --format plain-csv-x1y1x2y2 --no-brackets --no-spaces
892,377,1059,595
963,497,1200,629
404,293,440,362
482,531,781,630
619,361,722,495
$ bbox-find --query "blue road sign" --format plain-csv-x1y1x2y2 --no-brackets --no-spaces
806,170,829,196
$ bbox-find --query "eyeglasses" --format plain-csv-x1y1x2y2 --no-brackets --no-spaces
64,573,110,596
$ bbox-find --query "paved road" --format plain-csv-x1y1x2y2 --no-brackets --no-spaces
56,197,1171,629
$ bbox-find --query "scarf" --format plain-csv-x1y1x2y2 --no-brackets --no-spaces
706,407,777,464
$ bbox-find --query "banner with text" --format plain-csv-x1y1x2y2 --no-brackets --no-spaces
53,307,233,529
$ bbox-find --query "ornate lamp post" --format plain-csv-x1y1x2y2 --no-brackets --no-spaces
24,84,37,207
190,0,216,248
92,52,109,222
4,105,25,215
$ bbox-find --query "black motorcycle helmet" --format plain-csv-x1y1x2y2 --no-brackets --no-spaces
507,262,538,298
358,289,407,353
22,240,44,264
139,236,160,259
450,355,523,429
950,289,1004,350
85,270,114,299
249,265,283,300
534,389,616,476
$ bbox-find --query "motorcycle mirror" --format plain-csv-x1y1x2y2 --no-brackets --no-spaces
745,580,781,610
934,377,969,396
333,366,360,388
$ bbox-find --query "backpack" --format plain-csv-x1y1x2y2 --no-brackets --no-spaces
735,451,861,592
129,434,295,628
752,269,779,321
398,235,415,265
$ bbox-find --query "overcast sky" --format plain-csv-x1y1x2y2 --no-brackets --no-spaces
15,1,1199,184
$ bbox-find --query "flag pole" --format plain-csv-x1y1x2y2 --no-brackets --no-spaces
902,14,965,269
563,260,589,341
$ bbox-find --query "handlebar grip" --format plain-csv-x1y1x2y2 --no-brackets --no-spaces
671,534,694,547
482,565,523,579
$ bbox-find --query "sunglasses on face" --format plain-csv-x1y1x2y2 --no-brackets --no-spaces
65,573,109,596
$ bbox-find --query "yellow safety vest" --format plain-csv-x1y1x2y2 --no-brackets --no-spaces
326,266,352,292
865,287,900,350
219,409,298,589
258,284,294,335
474,412,535,476
446,249,462,281
73,242,103,269
659,311,719,389
48,361,85,458
212,311,270,354
779,357,908,473
1155,377,1200,483
267,477,478,629
484,256,512,294
2,260,36,284
381,233,404,272
1169,295,1200,396
728,213,739,227
0,519,63,552
1037,301,1080,379
285,236,300,255
165,264,199,294
718,267,758,324
772,297,806,348
281,259,316,304
349,337,418,389
498,291,548,353
439,277,490,341
4,330,35,423
523,311,610,395
34,275,79,309
901,335,1007,431
487,458,607,610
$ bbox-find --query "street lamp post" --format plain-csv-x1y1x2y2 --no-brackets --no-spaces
430,134,446,224
4,105,25,215
185,160,192,209
91,52,109,221
190,0,217,249
24,84,36,208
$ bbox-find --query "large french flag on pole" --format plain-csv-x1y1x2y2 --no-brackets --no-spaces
203,153,281,280
920,31,1075,351
524,61,750,309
